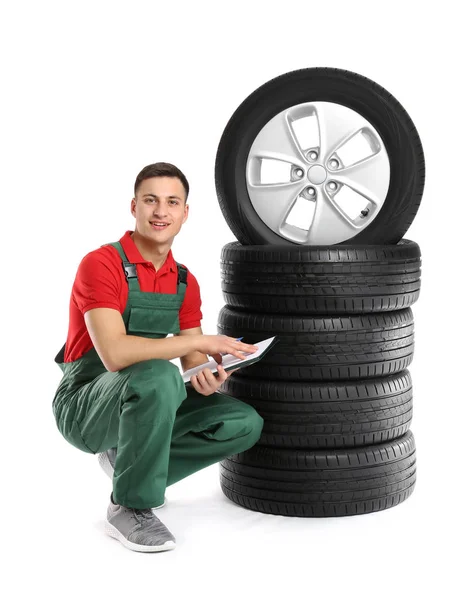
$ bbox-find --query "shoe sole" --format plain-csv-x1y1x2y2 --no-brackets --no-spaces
105,521,176,553
98,452,167,510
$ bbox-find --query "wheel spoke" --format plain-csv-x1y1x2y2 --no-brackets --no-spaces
306,188,358,244
333,149,390,204
247,180,305,232
249,109,305,163
315,102,364,161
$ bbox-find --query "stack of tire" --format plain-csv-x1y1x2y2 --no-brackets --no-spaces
214,67,425,517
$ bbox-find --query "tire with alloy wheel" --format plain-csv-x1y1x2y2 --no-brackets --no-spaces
220,430,416,517
221,239,421,314
219,371,413,448
215,67,425,246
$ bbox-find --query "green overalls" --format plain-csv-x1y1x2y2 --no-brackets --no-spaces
52,240,264,509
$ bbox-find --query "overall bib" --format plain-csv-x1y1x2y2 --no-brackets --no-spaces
53,241,264,509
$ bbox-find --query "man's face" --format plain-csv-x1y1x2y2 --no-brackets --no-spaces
131,176,189,245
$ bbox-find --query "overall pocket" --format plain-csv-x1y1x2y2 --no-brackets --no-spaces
128,306,180,336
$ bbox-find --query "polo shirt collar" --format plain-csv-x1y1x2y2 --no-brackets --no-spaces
119,230,177,273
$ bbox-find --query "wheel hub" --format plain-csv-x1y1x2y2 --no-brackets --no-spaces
307,165,327,185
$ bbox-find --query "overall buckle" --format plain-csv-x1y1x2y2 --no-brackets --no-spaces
177,265,188,286
123,262,137,280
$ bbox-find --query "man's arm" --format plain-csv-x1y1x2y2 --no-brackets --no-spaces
176,327,210,372
85,308,200,372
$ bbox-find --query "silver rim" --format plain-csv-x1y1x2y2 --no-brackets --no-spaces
246,101,391,244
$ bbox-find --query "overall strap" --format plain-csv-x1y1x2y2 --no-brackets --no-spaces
176,263,188,295
103,241,188,295
102,241,140,292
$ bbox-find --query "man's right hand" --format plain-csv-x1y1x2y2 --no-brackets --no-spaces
193,335,258,364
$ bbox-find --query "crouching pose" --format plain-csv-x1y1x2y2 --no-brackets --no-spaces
52,162,263,553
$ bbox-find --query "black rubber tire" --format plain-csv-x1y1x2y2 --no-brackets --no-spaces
220,430,416,517
215,67,425,246
218,306,414,381
219,371,413,448
221,239,421,314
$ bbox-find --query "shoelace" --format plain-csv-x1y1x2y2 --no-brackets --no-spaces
130,508,173,540
132,507,155,522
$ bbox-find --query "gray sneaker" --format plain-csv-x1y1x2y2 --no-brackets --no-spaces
98,448,167,509
105,495,176,553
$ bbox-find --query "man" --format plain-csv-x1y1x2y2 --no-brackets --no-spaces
52,162,263,553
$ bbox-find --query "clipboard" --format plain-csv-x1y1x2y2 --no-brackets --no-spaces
182,336,278,383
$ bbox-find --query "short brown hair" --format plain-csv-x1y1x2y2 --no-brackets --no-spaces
134,162,190,202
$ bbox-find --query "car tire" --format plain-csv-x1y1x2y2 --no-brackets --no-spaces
221,239,421,314
218,306,414,381
220,431,416,517
219,371,413,448
215,67,425,246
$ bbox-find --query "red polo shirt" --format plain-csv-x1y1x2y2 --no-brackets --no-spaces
63,230,203,363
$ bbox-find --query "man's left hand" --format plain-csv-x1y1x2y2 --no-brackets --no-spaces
189,365,235,396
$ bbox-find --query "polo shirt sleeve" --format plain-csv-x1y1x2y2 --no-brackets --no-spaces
179,269,203,330
73,251,122,315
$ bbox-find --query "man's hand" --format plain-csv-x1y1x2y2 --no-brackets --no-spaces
189,365,238,396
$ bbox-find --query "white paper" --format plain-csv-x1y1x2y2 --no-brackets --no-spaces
182,337,276,383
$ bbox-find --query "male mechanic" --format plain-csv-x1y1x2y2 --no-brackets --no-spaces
52,162,263,553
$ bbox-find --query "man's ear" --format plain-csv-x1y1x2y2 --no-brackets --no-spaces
183,203,189,223
130,197,136,217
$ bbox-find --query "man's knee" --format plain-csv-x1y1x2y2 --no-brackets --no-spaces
214,393,264,443
246,406,264,443
125,359,186,411
229,401,264,443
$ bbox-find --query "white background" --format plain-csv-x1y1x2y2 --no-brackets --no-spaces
1,1,469,598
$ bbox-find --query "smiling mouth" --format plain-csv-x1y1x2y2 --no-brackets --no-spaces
150,222,170,229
